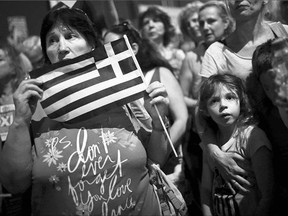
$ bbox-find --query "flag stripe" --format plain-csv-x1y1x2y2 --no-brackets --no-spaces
65,91,143,124
47,76,145,119
42,63,97,91
43,70,143,114
41,66,115,108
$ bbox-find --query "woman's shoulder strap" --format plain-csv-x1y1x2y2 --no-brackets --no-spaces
269,22,288,38
150,67,161,84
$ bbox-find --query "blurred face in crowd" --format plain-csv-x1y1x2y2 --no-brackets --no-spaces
0,48,13,80
186,13,202,40
45,23,93,64
199,6,229,46
225,0,265,21
141,16,165,43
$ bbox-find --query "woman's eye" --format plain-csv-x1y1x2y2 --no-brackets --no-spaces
47,37,57,45
66,33,76,40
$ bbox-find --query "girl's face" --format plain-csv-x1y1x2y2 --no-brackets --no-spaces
186,13,202,40
199,6,228,46
141,16,165,42
206,84,240,129
46,23,93,64
225,0,265,21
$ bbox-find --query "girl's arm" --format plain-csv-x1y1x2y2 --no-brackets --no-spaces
159,67,188,148
249,129,274,216
201,150,214,216
0,79,43,193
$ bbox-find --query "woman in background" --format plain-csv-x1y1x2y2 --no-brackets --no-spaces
178,1,203,53
0,40,31,216
138,6,185,79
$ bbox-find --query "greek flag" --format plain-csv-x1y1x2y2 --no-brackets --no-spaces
30,36,146,124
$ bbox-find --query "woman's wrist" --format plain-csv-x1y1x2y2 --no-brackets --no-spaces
152,116,170,132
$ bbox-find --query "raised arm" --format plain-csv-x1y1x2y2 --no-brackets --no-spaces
179,53,198,110
0,79,42,193
159,67,188,148
143,81,170,166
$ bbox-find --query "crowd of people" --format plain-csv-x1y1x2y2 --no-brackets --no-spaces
0,0,288,215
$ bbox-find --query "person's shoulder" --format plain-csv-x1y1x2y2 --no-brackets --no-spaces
205,41,225,54
247,125,269,142
158,66,175,76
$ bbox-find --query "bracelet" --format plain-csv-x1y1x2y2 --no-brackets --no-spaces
152,116,170,132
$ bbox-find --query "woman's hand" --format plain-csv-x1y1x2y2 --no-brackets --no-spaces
212,150,254,193
144,81,169,127
13,78,43,125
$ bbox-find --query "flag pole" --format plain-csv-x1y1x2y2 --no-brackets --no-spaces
154,105,178,157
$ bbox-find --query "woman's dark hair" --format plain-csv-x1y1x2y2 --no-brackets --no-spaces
106,21,173,73
198,73,255,133
40,7,101,64
138,6,175,47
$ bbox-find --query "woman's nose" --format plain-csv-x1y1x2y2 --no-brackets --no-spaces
58,38,69,55
203,22,209,30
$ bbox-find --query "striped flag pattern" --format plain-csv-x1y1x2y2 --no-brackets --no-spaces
30,36,146,124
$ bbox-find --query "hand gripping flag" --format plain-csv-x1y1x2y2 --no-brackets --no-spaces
30,36,147,124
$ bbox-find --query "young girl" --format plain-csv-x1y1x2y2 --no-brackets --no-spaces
197,74,274,216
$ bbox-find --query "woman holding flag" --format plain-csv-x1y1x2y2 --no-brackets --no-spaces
0,7,171,216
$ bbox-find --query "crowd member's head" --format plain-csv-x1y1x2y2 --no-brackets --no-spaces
178,1,203,44
199,1,235,47
104,21,173,73
21,35,44,69
224,0,271,22
40,7,101,64
0,40,28,90
198,73,254,133
138,6,175,47
252,37,288,107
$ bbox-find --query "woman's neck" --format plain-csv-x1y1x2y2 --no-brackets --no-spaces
226,13,274,55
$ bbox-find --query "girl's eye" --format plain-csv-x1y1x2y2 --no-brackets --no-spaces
226,94,237,100
208,98,219,105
